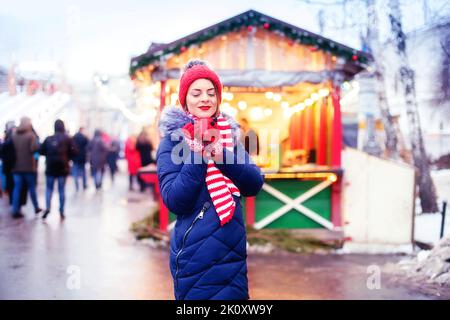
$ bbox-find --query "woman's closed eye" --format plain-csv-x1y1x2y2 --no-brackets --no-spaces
191,93,215,97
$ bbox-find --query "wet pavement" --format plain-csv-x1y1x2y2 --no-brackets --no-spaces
0,164,446,299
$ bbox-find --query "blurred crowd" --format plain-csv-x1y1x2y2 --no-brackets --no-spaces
0,117,156,219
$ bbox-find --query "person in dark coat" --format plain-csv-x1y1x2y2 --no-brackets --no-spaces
239,118,260,156
157,60,264,300
88,129,108,190
72,127,89,191
136,127,155,192
0,121,27,206
40,119,77,219
106,137,120,183
0,138,3,198
31,126,40,185
11,117,41,218
136,128,154,166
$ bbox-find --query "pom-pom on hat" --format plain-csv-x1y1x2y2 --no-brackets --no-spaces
178,60,222,109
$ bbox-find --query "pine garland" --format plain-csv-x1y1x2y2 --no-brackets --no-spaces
130,10,370,77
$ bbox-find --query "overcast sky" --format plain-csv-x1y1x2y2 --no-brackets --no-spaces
1,0,448,84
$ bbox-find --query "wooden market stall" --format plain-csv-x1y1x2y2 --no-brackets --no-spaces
130,10,372,234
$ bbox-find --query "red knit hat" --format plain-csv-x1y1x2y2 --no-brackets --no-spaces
178,64,222,108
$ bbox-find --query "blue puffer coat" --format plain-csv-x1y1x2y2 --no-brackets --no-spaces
157,106,264,300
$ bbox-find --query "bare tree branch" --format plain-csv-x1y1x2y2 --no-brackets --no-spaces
296,0,346,5
441,40,450,58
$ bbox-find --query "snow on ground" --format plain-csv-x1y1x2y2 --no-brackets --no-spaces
414,170,450,246
431,169,450,202
386,237,450,287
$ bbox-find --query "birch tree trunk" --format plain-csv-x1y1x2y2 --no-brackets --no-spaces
365,0,399,159
388,0,439,213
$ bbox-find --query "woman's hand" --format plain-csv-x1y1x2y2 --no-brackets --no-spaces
182,118,220,153
182,122,195,140
203,138,224,163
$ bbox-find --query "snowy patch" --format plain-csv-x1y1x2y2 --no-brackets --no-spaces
247,242,276,254
135,238,168,248
414,213,448,245
339,242,414,254
391,237,450,285
413,169,450,246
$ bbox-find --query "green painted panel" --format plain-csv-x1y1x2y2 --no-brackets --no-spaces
255,179,331,229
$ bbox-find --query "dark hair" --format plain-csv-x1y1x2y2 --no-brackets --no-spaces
94,129,102,137
54,119,65,133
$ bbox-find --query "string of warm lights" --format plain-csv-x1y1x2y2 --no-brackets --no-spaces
215,87,331,121
130,10,370,77
282,88,330,118
264,172,337,181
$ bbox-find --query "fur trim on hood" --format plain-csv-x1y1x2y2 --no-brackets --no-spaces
159,106,241,140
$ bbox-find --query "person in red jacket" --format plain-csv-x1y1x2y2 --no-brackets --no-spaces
124,134,141,191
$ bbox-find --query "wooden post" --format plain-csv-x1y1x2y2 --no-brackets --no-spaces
330,81,342,229
154,176,169,232
331,85,342,167
305,103,315,162
317,97,327,165
331,176,342,229
299,109,305,149
160,80,166,111
138,172,169,232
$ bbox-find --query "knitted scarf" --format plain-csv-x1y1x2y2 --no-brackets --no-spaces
185,114,240,226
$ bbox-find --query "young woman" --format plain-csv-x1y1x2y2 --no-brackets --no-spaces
157,60,263,300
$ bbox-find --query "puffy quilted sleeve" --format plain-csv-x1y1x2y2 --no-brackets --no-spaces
156,137,207,216
215,143,264,197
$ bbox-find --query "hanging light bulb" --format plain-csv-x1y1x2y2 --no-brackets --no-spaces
264,108,272,116
273,94,282,102
222,92,233,101
328,174,337,182
226,107,237,117
281,101,289,109
305,98,313,106
250,107,264,121
311,93,319,101
238,101,247,110
265,91,274,99
283,108,293,118
319,89,330,97
293,103,305,112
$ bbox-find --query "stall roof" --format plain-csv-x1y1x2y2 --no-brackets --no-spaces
130,9,373,76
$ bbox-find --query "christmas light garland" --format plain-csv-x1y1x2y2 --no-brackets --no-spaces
130,10,370,77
